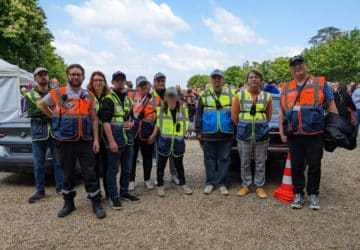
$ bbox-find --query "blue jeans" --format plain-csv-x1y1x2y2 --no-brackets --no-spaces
107,145,134,199
203,140,232,187
32,138,63,193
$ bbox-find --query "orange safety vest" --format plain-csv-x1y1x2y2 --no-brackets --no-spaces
281,76,325,135
50,86,94,141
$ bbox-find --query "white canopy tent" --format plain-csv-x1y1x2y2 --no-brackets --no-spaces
0,59,34,122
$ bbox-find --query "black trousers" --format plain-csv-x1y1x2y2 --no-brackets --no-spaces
58,140,100,197
95,138,108,197
157,154,185,186
287,134,324,196
130,138,154,182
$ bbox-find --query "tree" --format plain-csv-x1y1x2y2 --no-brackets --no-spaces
0,0,66,83
224,66,243,87
187,74,210,88
308,26,342,46
269,57,292,83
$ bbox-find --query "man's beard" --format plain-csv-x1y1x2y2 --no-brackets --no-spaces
38,81,48,87
69,80,82,87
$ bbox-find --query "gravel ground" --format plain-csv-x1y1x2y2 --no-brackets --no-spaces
0,138,359,249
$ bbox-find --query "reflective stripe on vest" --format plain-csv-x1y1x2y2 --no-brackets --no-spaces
281,76,325,135
25,90,51,141
156,106,189,157
50,86,94,141
237,90,270,143
200,87,235,134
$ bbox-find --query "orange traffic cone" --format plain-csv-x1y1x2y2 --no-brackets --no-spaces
273,152,294,203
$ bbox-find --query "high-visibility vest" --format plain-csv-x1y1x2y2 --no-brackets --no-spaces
127,89,137,101
237,90,270,143
281,76,325,135
152,90,164,107
103,92,134,147
25,89,51,141
50,86,94,141
132,92,157,140
156,106,189,157
200,86,235,134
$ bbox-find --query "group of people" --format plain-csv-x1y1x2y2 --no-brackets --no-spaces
25,55,358,219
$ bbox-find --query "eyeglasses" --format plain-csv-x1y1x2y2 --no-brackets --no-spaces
248,76,261,80
69,73,83,78
93,79,104,83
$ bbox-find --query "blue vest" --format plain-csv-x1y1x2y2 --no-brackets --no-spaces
200,87,235,134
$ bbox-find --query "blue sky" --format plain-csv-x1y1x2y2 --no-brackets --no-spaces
39,0,360,87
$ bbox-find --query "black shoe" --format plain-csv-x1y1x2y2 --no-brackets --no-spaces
120,193,141,202
92,199,106,219
56,189,62,195
58,200,75,218
28,191,45,204
110,198,123,210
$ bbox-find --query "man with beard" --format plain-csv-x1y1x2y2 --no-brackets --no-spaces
26,67,64,203
39,64,106,219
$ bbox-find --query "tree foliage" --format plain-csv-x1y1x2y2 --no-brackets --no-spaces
187,74,210,88
0,0,66,83
308,26,342,46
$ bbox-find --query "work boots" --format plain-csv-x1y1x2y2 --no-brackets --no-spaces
58,191,76,218
91,194,106,219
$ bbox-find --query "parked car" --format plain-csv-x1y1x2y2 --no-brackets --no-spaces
0,114,55,174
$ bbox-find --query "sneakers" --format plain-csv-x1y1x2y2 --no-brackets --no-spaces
110,198,123,210
157,186,165,197
256,188,267,199
120,193,140,202
237,187,250,197
144,180,154,190
219,186,229,196
291,194,305,209
181,185,193,195
308,194,320,210
203,185,214,194
28,191,45,204
171,175,180,185
128,181,135,191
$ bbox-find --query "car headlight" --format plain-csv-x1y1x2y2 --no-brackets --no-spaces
0,145,9,157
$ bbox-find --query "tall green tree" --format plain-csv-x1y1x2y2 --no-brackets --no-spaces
224,66,243,87
308,26,342,46
187,74,210,88
0,0,66,83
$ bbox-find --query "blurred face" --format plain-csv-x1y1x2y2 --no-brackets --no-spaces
92,74,105,92
165,94,178,106
50,79,59,88
21,87,27,95
290,61,308,79
138,82,150,96
211,75,223,88
67,67,84,87
112,76,126,90
35,71,49,86
247,72,262,89
154,77,166,90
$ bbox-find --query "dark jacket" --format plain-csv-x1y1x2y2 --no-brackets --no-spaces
334,90,356,123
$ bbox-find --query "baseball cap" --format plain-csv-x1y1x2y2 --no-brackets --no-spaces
154,72,166,80
165,87,178,97
210,69,224,78
289,55,305,66
112,71,126,81
136,76,150,86
33,67,48,76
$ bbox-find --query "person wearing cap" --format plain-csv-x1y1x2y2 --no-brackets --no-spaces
99,71,140,210
279,55,338,210
87,71,111,199
195,69,236,196
39,64,106,219
149,72,180,187
129,76,157,190
148,87,193,197
232,70,272,199
25,67,64,203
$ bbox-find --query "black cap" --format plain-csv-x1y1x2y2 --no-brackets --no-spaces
289,55,305,66
112,71,126,81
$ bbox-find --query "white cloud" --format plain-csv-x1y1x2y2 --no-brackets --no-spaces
65,0,189,39
266,45,304,59
57,30,89,46
203,8,267,45
103,29,135,52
